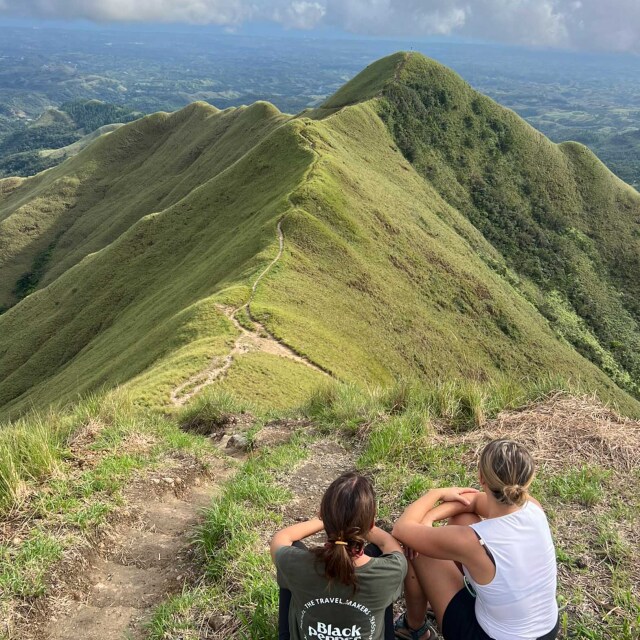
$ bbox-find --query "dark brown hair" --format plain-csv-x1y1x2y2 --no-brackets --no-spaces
479,439,535,506
313,472,376,590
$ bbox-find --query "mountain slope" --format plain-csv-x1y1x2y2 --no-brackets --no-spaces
0,106,321,414
326,52,640,396
0,53,639,418
0,101,287,309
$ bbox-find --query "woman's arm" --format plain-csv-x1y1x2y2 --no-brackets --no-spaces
270,518,324,562
395,487,477,526
392,488,479,562
421,496,475,525
367,525,404,554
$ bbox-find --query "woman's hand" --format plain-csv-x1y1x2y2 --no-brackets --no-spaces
270,517,325,562
402,545,420,560
439,487,479,505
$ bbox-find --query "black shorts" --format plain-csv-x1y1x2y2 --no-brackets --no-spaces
442,587,560,640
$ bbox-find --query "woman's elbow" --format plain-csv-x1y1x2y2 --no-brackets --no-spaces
391,522,405,541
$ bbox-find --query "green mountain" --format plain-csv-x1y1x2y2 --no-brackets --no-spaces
1,52,639,418
0,100,139,178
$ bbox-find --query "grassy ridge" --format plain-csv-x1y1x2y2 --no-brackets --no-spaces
1,52,640,418
363,53,640,397
0,114,314,416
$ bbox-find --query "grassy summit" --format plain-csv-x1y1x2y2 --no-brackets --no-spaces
0,53,639,418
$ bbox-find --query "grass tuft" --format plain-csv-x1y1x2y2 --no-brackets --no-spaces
178,388,251,435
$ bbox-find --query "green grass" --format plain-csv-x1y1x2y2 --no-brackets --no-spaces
146,435,309,640
217,352,327,411
0,389,215,515
177,388,253,435
1,54,639,419
0,528,64,598
304,375,577,433
0,404,76,513
544,466,611,507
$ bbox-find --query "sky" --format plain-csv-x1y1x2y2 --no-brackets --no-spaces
0,1,639,54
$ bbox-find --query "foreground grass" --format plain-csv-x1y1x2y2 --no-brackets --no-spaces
146,435,309,639
0,390,215,638
1,378,637,639
148,379,639,640
303,373,575,433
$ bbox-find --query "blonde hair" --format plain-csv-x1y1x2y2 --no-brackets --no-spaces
479,439,535,506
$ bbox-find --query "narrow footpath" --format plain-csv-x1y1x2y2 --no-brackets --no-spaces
170,220,328,408
41,459,231,640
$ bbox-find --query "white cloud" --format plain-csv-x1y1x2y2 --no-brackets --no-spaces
1,0,639,53
281,2,326,29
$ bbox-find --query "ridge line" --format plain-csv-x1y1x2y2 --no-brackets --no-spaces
169,125,331,407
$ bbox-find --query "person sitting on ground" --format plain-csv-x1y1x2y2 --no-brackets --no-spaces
392,439,559,640
271,472,407,640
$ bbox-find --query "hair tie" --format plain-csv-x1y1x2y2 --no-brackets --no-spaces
334,541,348,546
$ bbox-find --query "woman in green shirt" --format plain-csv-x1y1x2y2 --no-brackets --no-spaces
271,472,410,640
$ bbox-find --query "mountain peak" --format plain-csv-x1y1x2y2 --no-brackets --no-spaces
320,51,464,111
321,51,407,109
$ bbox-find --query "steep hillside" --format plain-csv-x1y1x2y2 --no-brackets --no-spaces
0,53,639,418
0,101,287,308
0,100,139,179
357,53,640,396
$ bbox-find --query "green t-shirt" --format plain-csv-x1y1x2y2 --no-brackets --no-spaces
275,546,407,640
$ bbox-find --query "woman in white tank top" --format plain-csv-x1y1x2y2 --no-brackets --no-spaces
392,439,559,640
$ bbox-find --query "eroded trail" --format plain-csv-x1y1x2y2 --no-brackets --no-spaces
43,461,231,640
170,219,328,408
280,439,355,526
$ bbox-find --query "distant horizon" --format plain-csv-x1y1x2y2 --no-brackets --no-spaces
1,17,639,62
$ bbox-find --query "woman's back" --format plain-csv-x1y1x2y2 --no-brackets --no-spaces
464,501,558,640
276,545,405,640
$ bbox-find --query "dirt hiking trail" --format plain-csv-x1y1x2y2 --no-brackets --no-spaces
39,428,358,640
170,219,328,408
40,458,232,640
281,439,355,528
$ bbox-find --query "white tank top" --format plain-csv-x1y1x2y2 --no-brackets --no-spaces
462,501,558,640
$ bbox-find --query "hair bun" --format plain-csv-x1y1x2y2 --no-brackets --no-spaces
502,484,525,504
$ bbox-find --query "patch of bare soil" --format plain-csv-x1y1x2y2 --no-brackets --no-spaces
282,439,356,523
19,457,232,640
